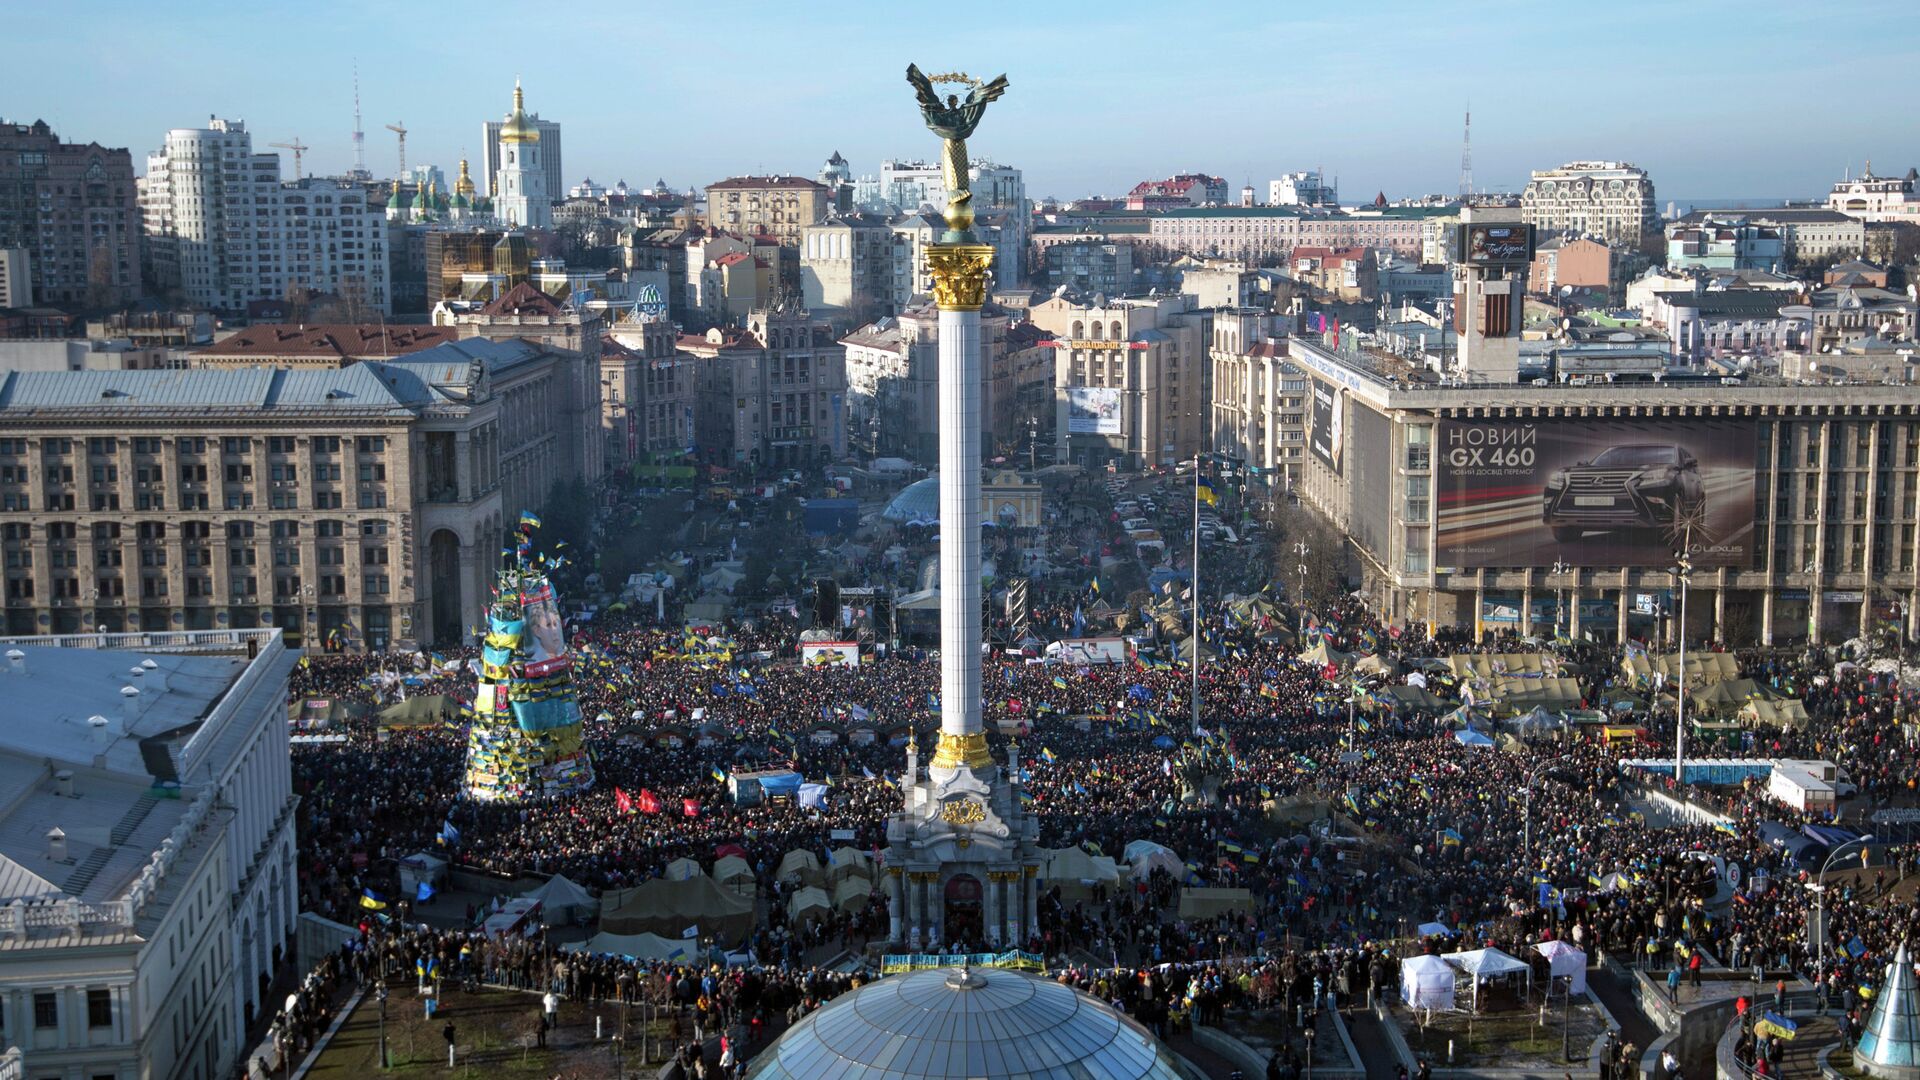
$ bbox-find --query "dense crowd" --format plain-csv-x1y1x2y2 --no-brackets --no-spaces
278,477,1920,1077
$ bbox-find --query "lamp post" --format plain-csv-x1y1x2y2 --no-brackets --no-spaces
1811,838,1873,976
1522,755,1579,868
1671,547,1693,784
1551,559,1572,640
1293,540,1311,633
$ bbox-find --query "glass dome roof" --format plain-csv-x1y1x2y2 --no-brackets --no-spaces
882,476,941,525
744,966,1184,1079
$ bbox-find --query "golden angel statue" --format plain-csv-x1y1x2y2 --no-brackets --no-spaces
906,64,1009,235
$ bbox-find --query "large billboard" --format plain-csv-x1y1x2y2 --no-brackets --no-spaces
1436,418,1755,569
1456,222,1534,266
1067,387,1122,434
1307,378,1344,474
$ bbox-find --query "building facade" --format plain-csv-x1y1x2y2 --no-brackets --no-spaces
684,302,847,470
0,119,141,310
1665,216,1785,271
0,247,28,308
1208,310,1304,486
1529,235,1618,296
1031,293,1209,470
704,177,833,248
606,315,697,466
0,628,297,1080
1674,208,1867,265
1268,170,1337,207
1039,239,1134,296
1520,161,1657,244
0,338,583,648
140,122,388,315
1826,164,1920,224
799,213,900,322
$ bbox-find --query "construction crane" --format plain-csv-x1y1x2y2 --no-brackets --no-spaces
385,122,408,177
270,138,309,179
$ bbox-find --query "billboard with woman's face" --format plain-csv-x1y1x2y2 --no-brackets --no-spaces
521,581,569,673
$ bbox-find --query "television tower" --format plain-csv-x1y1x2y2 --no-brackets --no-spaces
350,64,368,180
1458,106,1472,199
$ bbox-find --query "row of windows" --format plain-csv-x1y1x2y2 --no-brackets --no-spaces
0,435,384,457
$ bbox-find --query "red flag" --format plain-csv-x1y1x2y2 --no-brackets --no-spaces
637,789,663,815
615,788,635,815
1330,317,1340,348
682,797,701,818
1322,662,1338,681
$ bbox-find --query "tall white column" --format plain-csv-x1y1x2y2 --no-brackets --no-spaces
887,870,903,942
984,875,1002,947
926,242,998,780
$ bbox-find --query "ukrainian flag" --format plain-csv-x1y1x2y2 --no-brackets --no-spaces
519,510,543,528
1041,747,1058,763
1196,476,1218,505
711,766,728,783
1441,828,1463,847
360,888,389,911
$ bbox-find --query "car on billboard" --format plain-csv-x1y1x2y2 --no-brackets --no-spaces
1541,443,1704,543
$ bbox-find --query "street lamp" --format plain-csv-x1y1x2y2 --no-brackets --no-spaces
1293,540,1311,632
1522,755,1579,867
377,983,389,1069
1671,548,1693,783
1811,837,1873,976
1551,559,1572,641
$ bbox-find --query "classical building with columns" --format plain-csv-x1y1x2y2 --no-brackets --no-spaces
0,627,296,1080
0,336,581,649
1289,330,1920,647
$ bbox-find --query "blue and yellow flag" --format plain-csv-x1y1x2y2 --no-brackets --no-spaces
1196,476,1218,505
360,888,389,911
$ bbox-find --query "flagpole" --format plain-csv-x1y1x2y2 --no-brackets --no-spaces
1192,450,1202,736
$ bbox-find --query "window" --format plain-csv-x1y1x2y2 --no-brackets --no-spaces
311,436,339,454
132,437,163,454
267,436,297,454
315,520,344,538
356,436,385,454
363,574,390,595
357,489,387,509
88,437,116,456
357,462,384,483
222,437,251,455
34,992,56,1028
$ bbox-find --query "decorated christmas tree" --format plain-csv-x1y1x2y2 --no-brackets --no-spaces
461,513,595,802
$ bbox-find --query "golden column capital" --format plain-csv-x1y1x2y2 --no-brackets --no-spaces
926,243,996,312
930,729,994,772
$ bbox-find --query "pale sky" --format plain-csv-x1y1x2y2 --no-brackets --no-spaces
9,0,1916,203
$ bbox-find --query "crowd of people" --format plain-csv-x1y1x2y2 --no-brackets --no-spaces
276,474,1920,1077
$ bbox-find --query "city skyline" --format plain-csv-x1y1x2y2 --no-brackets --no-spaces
10,0,1917,202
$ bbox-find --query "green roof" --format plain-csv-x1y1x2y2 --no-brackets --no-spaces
1157,207,1304,219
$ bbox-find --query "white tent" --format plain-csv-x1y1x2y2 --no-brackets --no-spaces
664,857,704,881
827,847,873,884
787,885,832,925
1444,947,1533,1008
563,931,692,964
520,873,601,927
1123,839,1184,881
1533,940,1588,995
1416,921,1458,939
714,854,756,892
1402,954,1458,1010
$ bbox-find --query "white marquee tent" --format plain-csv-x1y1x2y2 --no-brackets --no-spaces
1533,940,1588,994
1401,954,1458,1010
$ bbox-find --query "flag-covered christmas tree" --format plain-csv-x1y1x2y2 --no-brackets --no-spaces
461,513,595,802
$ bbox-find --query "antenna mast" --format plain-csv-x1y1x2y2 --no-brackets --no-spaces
351,63,368,180
1459,106,1473,199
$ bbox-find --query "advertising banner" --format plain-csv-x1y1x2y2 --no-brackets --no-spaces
520,581,571,675
1067,387,1122,434
1436,418,1755,568
801,642,860,668
1308,378,1344,474
1457,222,1534,266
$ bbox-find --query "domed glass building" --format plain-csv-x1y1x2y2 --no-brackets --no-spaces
745,966,1184,1079
883,476,941,525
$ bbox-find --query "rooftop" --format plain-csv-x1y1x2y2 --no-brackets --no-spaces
707,175,831,192
193,324,458,363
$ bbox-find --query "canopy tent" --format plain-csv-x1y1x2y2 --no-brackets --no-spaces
1299,639,1356,669
1623,651,1740,686
1123,840,1185,881
1689,678,1775,715
1416,922,1458,939
1176,636,1216,663
1487,677,1583,712
520,873,600,927
377,694,458,728
1533,940,1589,994
398,852,448,901
1454,728,1495,748
827,847,873,884
562,931,692,964
713,854,756,893
1045,846,1121,900
786,886,832,925
1508,706,1570,740
663,857,704,881
1444,947,1533,1009
1354,653,1399,678
832,876,875,912
1176,887,1255,920
776,849,824,886
1450,653,1554,679
601,874,755,944
1402,954,1458,1010
1386,685,1451,711
1740,698,1810,729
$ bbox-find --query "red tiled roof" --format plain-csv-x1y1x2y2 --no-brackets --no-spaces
714,251,750,268
479,282,563,317
194,323,457,360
